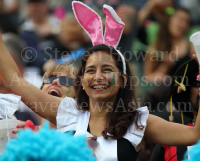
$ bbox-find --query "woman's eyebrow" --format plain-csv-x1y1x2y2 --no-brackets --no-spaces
85,64,115,70
102,64,115,69
85,65,95,70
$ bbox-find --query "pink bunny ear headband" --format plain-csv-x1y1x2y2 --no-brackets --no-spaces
72,1,126,74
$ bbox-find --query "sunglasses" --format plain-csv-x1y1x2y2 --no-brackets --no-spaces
43,76,75,87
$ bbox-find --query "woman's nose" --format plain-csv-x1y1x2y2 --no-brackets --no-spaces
51,78,61,86
94,71,104,81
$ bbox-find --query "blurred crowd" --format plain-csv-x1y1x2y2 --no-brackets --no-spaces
0,0,200,160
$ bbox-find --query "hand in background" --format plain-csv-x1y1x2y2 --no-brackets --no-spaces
12,120,41,134
147,0,166,10
193,54,199,63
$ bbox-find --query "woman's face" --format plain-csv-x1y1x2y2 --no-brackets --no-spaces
42,72,75,98
169,10,190,38
82,52,123,102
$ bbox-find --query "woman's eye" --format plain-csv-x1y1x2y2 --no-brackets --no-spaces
86,69,95,73
104,68,112,72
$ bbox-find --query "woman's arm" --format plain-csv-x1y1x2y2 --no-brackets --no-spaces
144,51,155,76
144,114,199,146
145,46,175,81
144,47,166,81
138,0,166,26
0,36,61,124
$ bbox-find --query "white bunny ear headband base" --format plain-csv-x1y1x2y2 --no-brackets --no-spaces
116,49,126,74
72,1,126,74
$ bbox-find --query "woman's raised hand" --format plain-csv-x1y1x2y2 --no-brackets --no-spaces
0,34,21,87
0,35,61,123
12,120,40,134
12,121,26,134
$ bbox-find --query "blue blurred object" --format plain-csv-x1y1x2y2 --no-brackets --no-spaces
56,48,86,64
183,140,200,161
0,122,96,161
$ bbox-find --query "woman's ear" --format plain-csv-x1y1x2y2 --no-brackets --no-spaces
122,74,128,88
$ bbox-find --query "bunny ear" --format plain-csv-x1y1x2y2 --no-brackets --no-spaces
72,1,103,46
103,4,125,48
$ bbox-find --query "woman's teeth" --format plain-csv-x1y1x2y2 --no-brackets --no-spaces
48,89,61,97
92,85,108,89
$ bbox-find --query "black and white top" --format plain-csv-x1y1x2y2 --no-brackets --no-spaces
57,97,149,161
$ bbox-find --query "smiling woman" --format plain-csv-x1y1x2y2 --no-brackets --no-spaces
41,64,77,98
13,64,77,131
74,44,140,141
56,44,146,160
38,64,77,128
0,1,200,161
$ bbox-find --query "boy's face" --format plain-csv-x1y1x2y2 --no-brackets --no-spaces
27,2,48,21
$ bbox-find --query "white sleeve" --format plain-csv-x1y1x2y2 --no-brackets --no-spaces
56,96,79,133
0,94,21,120
123,106,149,148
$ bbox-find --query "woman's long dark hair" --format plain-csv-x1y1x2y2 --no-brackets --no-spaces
153,7,190,72
74,44,143,140
155,7,190,53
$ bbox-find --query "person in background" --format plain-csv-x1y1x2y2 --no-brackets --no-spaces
179,0,200,25
139,0,176,25
2,33,43,91
0,0,19,26
139,41,196,161
20,0,67,75
138,0,175,25
145,7,191,83
47,0,67,13
14,64,77,131
150,59,199,161
0,0,19,15
0,33,42,125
